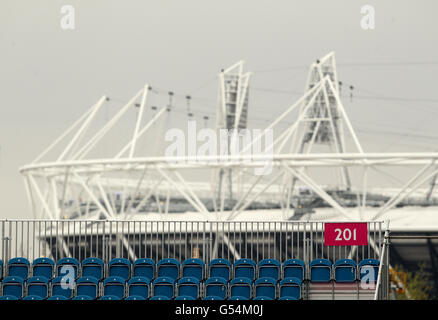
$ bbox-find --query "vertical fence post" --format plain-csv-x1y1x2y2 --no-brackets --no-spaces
3,236,10,267
385,226,390,300
103,236,109,264
374,223,390,300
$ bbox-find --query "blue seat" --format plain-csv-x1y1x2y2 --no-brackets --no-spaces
133,258,155,280
0,295,18,300
334,259,357,283
233,259,256,281
177,277,200,299
103,276,126,299
228,296,248,300
157,258,180,280
253,296,273,300
278,296,298,300
47,295,68,300
209,258,231,281
0,259,3,280
56,258,79,279
23,295,43,300
128,276,150,299
359,259,380,283
32,258,55,280
279,277,302,300
125,295,146,300
310,259,332,282
7,257,30,280
82,258,105,281
108,258,131,281
72,295,93,300
203,295,223,300
51,276,74,299
205,277,228,299
175,295,195,300
99,295,121,300
152,276,175,299
254,277,276,299
182,258,205,281
149,295,170,300
26,276,49,299
2,276,25,299
257,259,281,281
229,277,252,299
76,276,99,299
282,259,305,281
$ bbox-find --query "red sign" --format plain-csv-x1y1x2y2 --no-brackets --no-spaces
324,223,368,246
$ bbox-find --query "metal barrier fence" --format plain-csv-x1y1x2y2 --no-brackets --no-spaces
1,219,384,265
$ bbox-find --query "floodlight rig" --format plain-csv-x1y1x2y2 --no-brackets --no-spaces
215,61,252,208
286,52,361,205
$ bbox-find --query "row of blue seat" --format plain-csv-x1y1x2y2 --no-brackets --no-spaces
0,274,302,300
0,257,380,284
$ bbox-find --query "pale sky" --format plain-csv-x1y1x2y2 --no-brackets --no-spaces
1,0,438,218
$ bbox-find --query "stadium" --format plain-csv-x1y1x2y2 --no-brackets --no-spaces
1,51,437,301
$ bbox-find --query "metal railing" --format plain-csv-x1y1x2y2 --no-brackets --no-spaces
1,219,384,264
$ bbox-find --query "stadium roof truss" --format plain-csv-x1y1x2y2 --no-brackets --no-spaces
19,52,438,225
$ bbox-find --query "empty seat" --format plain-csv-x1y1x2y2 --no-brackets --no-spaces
56,258,79,279
279,277,302,300
177,277,200,299
48,295,68,300
253,296,273,300
26,276,49,299
23,295,43,300
233,259,256,281
182,258,204,281
108,258,131,281
205,277,228,299
149,295,170,300
133,258,155,279
32,258,55,280
228,296,248,300
230,277,252,300
51,276,74,299
209,258,231,281
72,295,93,300
99,295,121,300
7,257,30,279
257,259,281,281
359,259,379,283
128,276,150,299
175,295,195,300
125,295,146,300
203,295,223,300
282,259,305,281
157,258,180,280
0,260,2,280
76,276,99,299
310,259,332,282
2,276,24,299
254,277,276,299
0,295,18,300
153,276,175,299
82,258,105,281
103,276,126,299
334,259,357,283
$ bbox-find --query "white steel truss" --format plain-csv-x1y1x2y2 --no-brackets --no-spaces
19,53,438,223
